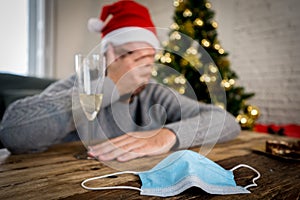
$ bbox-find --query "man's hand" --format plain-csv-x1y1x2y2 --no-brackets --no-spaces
106,43,155,96
88,128,177,162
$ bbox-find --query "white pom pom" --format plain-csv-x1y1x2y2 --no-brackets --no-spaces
87,18,103,32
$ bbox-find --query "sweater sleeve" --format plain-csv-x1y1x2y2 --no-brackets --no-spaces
0,75,121,154
152,85,241,150
0,76,76,154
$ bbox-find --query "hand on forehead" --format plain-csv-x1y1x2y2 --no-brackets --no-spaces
112,42,155,57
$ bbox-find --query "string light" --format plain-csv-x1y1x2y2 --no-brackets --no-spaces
173,0,183,7
186,46,198,55
214,43,221,50
160,53,172,63
160,0,260,130
162,41,169,47
205,2,212,8
221,80,231,89
212,21,218,28
178,87,185,94
218,48,225,54
170,23,179,30
183,9,192,17
201,39,210,47
209,64,218,73
200,74,211,83
221,79,235,90
174,75,186,84
170,31,181,40
210,76,217,82
151,69,158,77
229,79,235,85
163,74,187,94
163,78,169,84
194,18,204,26
183,46,202,68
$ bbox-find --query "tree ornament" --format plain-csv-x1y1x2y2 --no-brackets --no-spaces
236,114,250,128
183,20,195,37
217,57,230,69
246,105,260,120
180,58,189,67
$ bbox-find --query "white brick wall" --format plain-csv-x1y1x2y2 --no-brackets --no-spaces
54,0,300,125
211,0,300,125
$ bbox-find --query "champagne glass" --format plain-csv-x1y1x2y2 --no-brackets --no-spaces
75,53,105,147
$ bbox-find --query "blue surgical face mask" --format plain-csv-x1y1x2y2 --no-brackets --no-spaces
81,150,260,197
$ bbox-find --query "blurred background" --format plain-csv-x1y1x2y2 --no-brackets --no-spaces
0,0,299,134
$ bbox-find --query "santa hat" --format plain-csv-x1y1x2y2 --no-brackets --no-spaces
88,0,160,50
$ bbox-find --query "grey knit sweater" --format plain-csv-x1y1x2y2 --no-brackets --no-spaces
0,75,241,154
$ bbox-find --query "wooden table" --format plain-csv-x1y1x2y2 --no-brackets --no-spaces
0,131,299,200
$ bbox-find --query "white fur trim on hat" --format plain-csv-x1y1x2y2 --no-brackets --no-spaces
88,18,104,32
101,27,160,51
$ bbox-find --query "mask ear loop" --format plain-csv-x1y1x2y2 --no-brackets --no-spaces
81,171,142,192
229,164,261,189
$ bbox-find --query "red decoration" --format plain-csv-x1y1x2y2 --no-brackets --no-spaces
254,124,300,138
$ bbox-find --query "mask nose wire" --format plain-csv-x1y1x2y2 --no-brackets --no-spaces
229,164,261,189
81,171,143,192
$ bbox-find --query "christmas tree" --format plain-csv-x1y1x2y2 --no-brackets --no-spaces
153,0,259,129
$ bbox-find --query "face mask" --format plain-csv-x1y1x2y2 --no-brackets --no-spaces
81,150,260,197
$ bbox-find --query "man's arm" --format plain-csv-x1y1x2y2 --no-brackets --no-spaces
152,84,241,149
88,83,241,161
0,76,77,154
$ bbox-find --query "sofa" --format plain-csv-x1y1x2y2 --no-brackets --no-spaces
0,73,56,148
0,73,56,120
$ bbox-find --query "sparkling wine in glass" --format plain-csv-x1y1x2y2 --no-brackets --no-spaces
75,54,105,146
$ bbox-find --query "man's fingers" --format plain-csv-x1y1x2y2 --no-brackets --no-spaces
117,150,146,162
129,48,155,62
89,134,131,155
98,147,127,161
98,139,144,161
89,134,146,159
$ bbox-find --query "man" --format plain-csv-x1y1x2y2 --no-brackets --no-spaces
0,0,240,161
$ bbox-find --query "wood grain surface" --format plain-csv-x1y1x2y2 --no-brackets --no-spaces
0,131,299,199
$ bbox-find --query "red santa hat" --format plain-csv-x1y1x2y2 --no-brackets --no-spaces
88,0,160,50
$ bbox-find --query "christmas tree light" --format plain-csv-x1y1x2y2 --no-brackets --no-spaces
155,0,259,129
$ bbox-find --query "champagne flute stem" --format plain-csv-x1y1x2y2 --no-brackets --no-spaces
88,119,94,147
